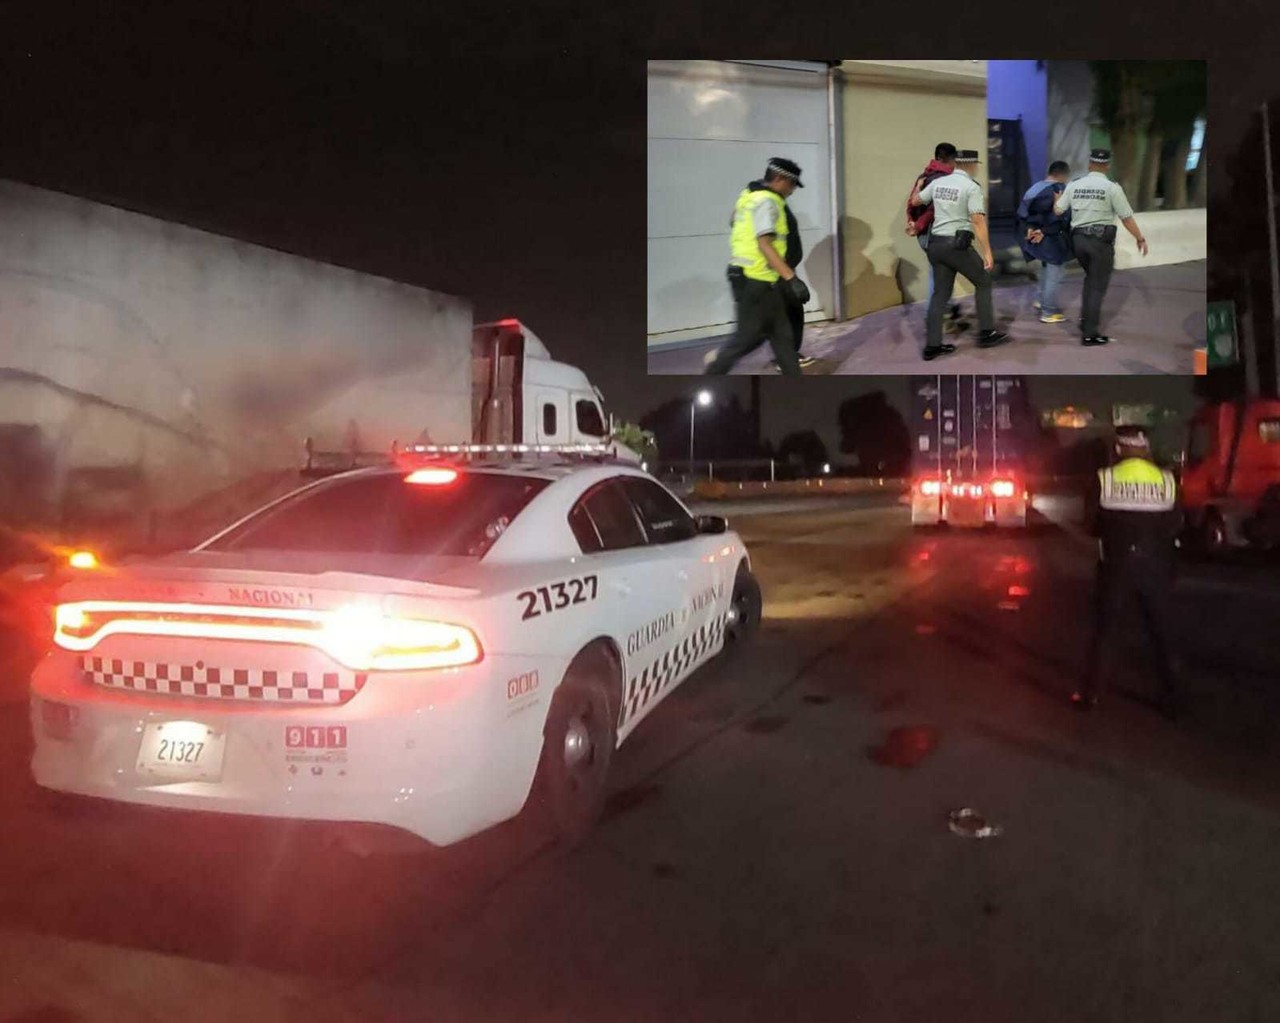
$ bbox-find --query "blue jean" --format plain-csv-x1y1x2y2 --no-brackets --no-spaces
918,234,934,305
1039,260,1065,314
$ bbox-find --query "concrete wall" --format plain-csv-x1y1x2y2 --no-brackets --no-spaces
1047,61,1095,181
839,61,988,315
0,180,472,530
988,60,1049,182
1113,208,1208,270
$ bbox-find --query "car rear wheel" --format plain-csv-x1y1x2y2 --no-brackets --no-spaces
529,649,618,847
724,563,762,647
1200,509,1227,558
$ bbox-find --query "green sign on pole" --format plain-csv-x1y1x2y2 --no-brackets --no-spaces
1207,301,1238,368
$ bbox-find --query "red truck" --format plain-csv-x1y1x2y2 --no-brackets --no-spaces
1180,398,1280,552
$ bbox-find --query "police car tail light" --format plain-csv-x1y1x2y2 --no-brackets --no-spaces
322,606,481,671
990,479,1017,499
918,479,943,497
54,600,481,672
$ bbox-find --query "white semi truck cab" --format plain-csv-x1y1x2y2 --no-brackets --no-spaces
471,319,609,448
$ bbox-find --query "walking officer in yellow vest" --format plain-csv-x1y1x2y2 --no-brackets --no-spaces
707,158,808,376
1073,426,1183,718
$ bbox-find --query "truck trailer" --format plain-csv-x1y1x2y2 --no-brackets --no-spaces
909,375,1031,529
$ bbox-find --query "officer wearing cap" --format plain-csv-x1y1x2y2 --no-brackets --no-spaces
707,158,808,376
1073,425,1182,718
1054,149,1149,347
910,148,1011,361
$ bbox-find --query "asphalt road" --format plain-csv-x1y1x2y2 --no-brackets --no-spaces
3,497,1279,1022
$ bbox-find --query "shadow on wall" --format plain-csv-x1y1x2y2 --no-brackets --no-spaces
802,233,835,320
842,216,898,319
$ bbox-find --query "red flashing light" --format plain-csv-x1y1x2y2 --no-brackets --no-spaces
990,479,1017,499
919,479,942,496
68,550,100,570
405,468,459,486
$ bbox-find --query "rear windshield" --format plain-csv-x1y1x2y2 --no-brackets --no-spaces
205,472,549,558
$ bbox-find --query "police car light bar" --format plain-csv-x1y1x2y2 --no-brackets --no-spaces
402,443,613,456
393,442,618,467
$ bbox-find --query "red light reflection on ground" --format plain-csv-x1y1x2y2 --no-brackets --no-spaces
868,725,940,769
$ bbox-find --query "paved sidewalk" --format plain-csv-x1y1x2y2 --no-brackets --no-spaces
647,260,1204,376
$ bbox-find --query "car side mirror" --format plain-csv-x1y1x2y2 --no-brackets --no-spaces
695,515,728,535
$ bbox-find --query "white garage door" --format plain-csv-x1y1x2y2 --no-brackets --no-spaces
648,59,835,345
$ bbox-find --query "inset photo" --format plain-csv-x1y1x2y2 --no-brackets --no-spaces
647,59,1207,376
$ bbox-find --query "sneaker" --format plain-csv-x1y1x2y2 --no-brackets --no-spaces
922,344,958,361
976,330,1012,349
1033,300,1042,311
1081,335,1111,347
946,319,971,335
798,355,818,368
1040,312,1066,323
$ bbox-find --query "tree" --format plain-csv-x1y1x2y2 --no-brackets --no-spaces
776,430,829,478
1090,61,1151,204
838,391,911,476
638,394,767,465
611,421,658,465
1089,61,1205,211
1148,61,1206,210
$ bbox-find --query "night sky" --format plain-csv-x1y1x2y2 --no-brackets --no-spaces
1,2,1271,449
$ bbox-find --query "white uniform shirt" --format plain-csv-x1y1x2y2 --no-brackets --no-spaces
916,169,985,237
1054,171,1134,228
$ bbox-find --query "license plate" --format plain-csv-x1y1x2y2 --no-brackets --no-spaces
137,720,226,782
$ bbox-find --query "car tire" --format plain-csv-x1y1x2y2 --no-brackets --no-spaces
724,563,762,647
1200,509,1227,558
529,648,618,847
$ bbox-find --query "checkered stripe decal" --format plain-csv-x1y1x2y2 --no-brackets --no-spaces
81,657,366,704
620,614,727,728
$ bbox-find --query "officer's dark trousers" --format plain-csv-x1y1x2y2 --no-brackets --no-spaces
1073,231,1115,337
925,238,994,350
1083,554,1179,702
729,265,803,357
786,297,804,355
706,277,801,375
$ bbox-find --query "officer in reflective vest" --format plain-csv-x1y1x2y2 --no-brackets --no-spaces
1073,426,1182,717
706,158,808,376
1054,148,1149,347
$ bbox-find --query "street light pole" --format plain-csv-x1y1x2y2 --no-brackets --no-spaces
688,401,695,465
1263,101,1280,394
689,390,712,472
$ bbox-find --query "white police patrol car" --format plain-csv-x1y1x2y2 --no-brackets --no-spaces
29,446,761,847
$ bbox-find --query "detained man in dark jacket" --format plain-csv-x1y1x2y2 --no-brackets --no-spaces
1017,161,1072,324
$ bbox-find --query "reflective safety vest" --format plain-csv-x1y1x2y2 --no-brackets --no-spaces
730,188,789,282
1098,458,1177,513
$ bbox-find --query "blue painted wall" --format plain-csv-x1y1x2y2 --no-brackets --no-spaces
987,60,1049,183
